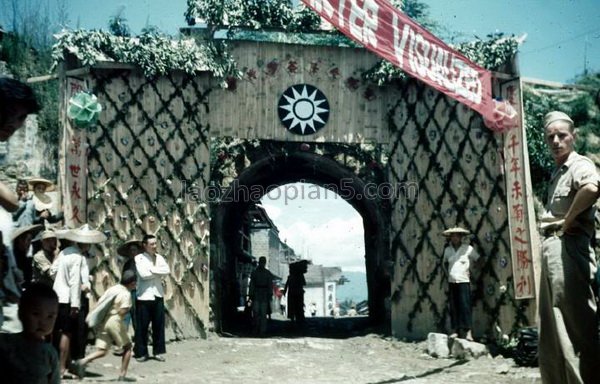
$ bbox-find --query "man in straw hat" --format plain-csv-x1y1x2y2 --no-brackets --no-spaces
0,77,40,212
28,178,63,225
117,239,143,277
442,226,480,341
10,223,42,287
117,239,142,332
51,224,106,379
538,111,600,384
12,179,35,228
31,230,58,286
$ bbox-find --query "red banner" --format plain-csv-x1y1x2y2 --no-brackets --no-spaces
302,0,494,120
62,78,88,228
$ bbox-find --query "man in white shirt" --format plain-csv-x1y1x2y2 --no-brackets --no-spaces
133,234,170,362
442,226,480,341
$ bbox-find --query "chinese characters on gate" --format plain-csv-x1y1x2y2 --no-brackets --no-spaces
65,79,87,227
504,83,535,299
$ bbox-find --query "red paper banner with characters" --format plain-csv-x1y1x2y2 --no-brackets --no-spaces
502,80,536,299
301,0,494,121
62,78,88,228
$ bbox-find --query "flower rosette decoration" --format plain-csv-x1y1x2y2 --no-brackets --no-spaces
484,99,519,133
67,92,103,128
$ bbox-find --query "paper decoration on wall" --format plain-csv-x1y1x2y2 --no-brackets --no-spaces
278,84,330,135
484,99,519,133
67,91,103,128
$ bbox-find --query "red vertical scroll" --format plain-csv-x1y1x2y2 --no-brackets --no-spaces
62,78,88,228
503,80,536,299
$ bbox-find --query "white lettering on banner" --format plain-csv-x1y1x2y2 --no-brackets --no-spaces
338,0,347,28
301,0,493,120
414,33,430,78
308,0,334,18
430,45,448,85
349,2,361,40
349,0,379,48
363,0,379,48
393,18,483,104
392,16,409,67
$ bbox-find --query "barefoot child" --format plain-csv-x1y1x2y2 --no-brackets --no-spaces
0,282,60,383
73,270,137,381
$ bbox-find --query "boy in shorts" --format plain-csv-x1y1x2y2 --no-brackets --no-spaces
73,270,137,381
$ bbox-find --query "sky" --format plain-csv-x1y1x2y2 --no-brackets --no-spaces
1,0,597,83
260,184,366,272
2,0,598,271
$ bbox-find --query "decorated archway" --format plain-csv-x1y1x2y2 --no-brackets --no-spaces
56,25,537,340
210,139,390,333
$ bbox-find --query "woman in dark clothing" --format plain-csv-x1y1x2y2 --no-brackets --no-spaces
283,260,308,324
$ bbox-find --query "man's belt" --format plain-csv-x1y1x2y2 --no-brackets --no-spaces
542,227,564,238
540,219,564,238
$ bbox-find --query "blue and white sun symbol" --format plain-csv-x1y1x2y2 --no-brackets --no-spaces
278,84,330,135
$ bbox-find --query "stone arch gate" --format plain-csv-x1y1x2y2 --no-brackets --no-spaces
211,141,390,332
58,32,538,340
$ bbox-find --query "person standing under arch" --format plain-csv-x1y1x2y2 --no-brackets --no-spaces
248,256,275,336
442,226,480,341
283,260,308,326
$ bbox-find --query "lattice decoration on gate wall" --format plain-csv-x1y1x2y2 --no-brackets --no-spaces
80,69,212,339
388,78,533,338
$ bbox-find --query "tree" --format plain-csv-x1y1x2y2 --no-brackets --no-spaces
108,7,131,37
523,71,600,199
390,0,440,33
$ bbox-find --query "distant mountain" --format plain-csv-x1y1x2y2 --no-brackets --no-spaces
336,271,368,304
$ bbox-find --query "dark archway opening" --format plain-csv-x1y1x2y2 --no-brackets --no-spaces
211,150,390,337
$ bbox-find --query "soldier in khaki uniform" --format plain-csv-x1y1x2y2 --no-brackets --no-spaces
538,111,600,384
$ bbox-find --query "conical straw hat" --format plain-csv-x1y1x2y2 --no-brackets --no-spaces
117,239,142,257
11,224,43,241
27,178,56,192
442,226,470,237
63,224,107,244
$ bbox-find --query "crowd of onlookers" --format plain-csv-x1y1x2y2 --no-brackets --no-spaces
0,188,169,383
0,77,171,383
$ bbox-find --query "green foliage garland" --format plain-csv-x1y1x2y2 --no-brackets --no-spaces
51,29,238,79
522,87,560,198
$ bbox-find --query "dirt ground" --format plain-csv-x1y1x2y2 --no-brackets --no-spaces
75,317,541,384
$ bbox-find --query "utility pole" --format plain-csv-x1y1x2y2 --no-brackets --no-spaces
583,35,589,76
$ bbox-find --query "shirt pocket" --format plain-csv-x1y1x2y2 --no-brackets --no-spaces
552,186,572,201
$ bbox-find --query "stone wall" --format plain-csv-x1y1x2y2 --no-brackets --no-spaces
0,64,58,188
